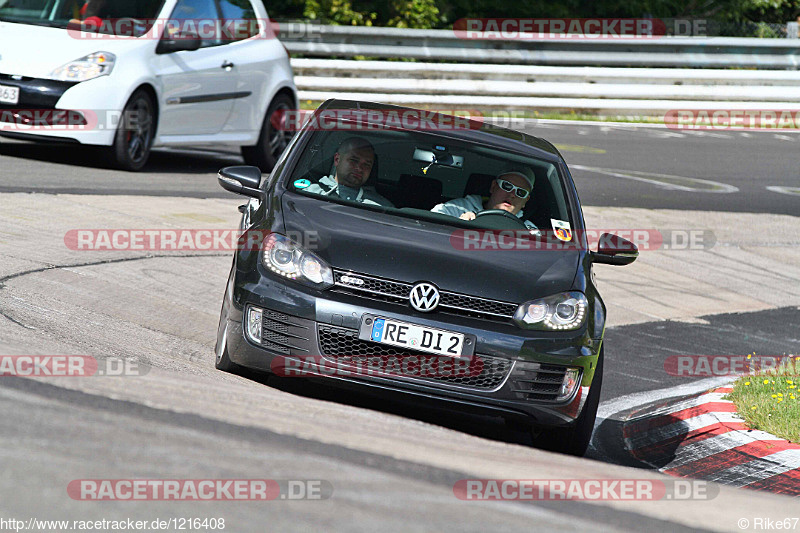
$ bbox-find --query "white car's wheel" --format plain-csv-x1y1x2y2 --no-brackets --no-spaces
110,88,155,172
241,94,294,172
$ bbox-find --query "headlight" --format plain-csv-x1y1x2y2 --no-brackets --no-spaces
262,233,333,289
514,292,588,331
49,52,115,82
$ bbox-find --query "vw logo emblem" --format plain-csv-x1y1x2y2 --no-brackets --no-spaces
409,282,440,312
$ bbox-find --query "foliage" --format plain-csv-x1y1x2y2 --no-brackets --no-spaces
302,0,377,26
387,0,441,29
266,0,800,30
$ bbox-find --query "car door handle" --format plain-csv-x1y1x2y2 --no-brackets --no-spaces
221,61,234,70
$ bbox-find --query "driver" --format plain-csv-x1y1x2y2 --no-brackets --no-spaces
431,167,538,231
68,0,107,30
306,137,394,207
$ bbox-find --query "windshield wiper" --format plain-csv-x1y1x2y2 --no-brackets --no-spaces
0,16,67,27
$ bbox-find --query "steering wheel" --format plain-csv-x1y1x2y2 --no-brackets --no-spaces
474,209,528,229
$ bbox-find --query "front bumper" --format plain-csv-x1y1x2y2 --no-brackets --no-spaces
224,272,602,428
0,73,118,145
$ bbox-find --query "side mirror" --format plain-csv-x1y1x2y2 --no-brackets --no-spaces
591,232,638,266
218,166,264,198
156,31,202,54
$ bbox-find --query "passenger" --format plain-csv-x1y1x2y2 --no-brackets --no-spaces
306,137,394,207
432,167,538,231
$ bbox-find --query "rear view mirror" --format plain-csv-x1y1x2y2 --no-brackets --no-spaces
413,147,463,169
218,166,263,198
591,232,638,266
156,31,202,54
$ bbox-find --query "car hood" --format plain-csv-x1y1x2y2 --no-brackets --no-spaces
281,193,581,304
0,21,145,78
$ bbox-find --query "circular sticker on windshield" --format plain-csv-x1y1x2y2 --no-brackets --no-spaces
293,179,311,189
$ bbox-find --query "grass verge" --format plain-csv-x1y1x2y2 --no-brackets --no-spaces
297,99,665,123
296,100,800,128
726,357,800,444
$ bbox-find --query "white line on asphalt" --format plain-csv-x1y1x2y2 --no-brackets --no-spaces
766,185,800,196
597,376,734,420
618,392,732,422
607,370,663,383
651,131,685,138
571,165,739,193
688,131,731,139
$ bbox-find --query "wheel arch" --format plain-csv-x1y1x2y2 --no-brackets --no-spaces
129,83,160,136
271,85,298,111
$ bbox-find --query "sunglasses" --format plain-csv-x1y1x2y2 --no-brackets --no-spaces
496,178,530,199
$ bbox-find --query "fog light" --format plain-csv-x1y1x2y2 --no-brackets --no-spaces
246,306,263,343
556,368,581,401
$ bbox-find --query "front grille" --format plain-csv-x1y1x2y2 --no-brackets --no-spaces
317,325,513,391
509,363,569,402
258,309,312,354
438,292,518,319
332,270,518,321
0,75,77,108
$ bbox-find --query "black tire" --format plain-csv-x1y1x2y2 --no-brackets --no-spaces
534,348,604,457
215,264,241,373
110,88,156,171
241,93,294,172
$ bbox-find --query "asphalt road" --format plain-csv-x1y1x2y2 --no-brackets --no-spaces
0,122,798,530
602,306,800,402
526,121,800,216
1,122,798,214
0,376,708,533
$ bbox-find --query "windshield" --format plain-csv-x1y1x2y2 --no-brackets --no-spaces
0,0,165,35
287,124,574,235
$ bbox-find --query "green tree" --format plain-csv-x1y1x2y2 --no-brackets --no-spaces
268,0,800,29
303,0,378,25
387,0,441,28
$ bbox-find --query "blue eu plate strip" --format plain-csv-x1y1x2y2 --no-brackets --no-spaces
371,318,385,342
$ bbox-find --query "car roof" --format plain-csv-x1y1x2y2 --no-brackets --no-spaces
316,99,565,164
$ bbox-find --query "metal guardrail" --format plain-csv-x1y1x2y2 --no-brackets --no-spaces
281,23,800,69
290,58,800,115
282,23,800,115
291,59,800,86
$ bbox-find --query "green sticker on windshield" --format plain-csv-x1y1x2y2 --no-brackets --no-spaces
294,179,311,189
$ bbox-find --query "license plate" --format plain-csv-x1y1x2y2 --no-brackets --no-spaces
0,84,19,105
359,315,471,357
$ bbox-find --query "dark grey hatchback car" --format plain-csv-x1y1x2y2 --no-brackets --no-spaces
215,100,637,456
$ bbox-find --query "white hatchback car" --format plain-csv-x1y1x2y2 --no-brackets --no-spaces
0,0,297,170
